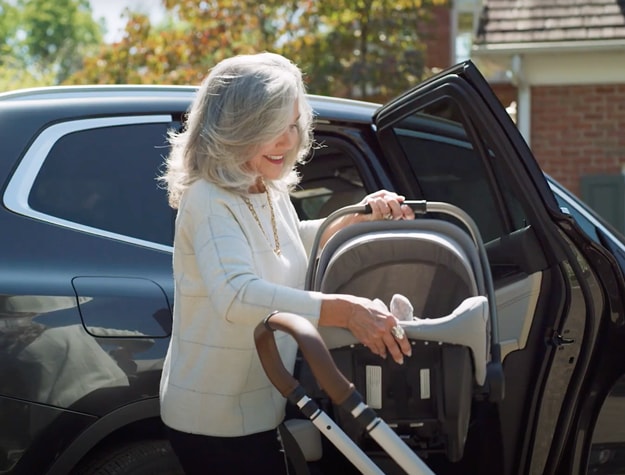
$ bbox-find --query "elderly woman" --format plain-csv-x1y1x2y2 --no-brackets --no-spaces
158,52,414,474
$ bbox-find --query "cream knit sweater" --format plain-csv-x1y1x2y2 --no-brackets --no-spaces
159,179,324,436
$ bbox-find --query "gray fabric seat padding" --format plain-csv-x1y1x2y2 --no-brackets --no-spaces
312,219,491,385
318,231,477,317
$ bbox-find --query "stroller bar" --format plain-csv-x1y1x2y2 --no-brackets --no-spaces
341,392,437,475
254,311,436,475
255,311,354,404
288,386,386,475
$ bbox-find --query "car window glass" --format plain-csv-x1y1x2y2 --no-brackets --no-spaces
392,97,528,242
554,192,601,242
292,141,367,220
29,122,176,246
587,375,625,473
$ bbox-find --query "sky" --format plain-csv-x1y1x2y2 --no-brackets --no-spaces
89,0,166,43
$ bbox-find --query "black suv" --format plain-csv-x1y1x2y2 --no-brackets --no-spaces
1,61,624,475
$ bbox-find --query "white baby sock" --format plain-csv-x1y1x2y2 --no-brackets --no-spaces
390,294,416,321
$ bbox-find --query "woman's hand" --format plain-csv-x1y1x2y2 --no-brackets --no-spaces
317,189,415,248
319,295,412,365
359,189,415,222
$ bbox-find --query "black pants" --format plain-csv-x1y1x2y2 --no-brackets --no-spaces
166,426,288,475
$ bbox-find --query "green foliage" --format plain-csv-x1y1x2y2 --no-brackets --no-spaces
278,0,448,100
66,0,279,85
0,0,102,90
63,0,449,101
0,56,56,91
0,1,19,60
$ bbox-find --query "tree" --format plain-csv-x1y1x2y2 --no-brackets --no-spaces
276,0,448,100
66,0,290,85
65,0,449,102
0,1,32,90
0,0,18,59
17,0,102,82
0,0,102,90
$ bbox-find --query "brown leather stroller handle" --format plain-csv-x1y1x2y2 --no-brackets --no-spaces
254,312,355,405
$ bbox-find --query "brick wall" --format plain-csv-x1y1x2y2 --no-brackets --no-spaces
490,83,518,112
424,6,452,70
531,84,625,197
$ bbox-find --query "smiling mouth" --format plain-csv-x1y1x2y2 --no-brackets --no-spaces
265,155,284,162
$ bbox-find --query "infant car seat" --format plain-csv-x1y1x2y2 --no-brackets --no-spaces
298,201,502,463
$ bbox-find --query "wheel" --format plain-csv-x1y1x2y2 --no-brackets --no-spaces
72,439,184,475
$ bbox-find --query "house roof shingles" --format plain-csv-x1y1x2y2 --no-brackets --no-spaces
475,0,625,44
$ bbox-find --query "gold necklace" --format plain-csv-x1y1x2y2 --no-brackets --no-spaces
243,182,281,256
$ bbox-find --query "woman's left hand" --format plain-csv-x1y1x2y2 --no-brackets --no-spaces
359,190,415,221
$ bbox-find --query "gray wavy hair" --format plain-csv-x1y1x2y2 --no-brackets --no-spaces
160,52,314,208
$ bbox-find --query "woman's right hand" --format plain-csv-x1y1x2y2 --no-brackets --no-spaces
319,294,412,365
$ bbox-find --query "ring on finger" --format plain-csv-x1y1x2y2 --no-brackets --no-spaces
391,325,405,340
384,213,393,220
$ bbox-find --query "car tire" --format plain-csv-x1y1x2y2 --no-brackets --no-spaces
72,439,184,475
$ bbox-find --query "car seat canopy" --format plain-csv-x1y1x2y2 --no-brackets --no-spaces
318,229,479,317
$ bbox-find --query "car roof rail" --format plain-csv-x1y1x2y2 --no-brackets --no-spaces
0,84,198,102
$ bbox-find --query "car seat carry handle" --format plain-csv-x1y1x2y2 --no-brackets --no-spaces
254,312,436,475
309,200,474,277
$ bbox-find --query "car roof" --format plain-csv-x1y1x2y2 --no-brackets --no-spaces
308,94,379,124
0,85,380,125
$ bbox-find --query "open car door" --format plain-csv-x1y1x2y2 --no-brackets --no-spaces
369,60,625,475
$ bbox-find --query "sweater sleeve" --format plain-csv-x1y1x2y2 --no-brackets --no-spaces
183,186,323,327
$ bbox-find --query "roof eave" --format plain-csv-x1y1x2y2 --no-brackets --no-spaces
472,39,625,56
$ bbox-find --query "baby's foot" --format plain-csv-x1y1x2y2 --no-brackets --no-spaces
390,294,417,321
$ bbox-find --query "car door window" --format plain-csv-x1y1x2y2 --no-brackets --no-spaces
28,122,176,247
392,97,528,243
292,139,367,220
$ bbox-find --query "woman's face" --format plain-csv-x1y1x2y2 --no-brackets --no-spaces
247,101,300,183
